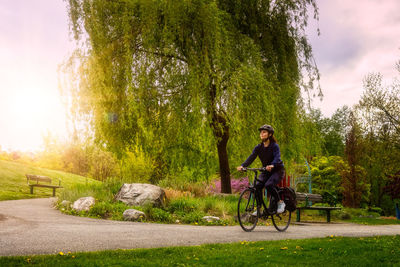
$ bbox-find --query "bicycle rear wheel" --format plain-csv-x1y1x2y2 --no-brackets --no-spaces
238,188,258,232
271,210,291,232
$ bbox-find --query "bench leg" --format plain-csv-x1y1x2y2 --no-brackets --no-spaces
52,188,56,197
30,186,33,194
296,209,301,222
327,210,331,223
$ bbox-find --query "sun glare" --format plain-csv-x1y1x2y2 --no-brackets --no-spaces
2,78,67,152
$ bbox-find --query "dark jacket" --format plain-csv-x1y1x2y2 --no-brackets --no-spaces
241,142,284,169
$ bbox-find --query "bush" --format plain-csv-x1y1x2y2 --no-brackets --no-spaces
164,188,193,199
88,201,131,220
88,202,113,219
158,176,208,197
143,206,173,223
120,149,155,183
167,197,198,213
208,177,249,194
340,212,351,220
368,206,383,215
180,210,206,224
202,198,216,213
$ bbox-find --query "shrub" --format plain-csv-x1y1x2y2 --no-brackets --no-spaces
208,177,249,194
159,177,208,197
120,149,155,183
87,201,131,220
88,202,114,219
340,212,351,220
164,188,193,200
167,197,198,213
180,211,206,224
144,207,173,223
368,206,383,215
202,198,216,213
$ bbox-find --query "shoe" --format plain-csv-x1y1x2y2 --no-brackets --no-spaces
277,201,286,214
251,207,261,217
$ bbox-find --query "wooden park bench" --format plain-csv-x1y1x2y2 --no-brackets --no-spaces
295,192,341,223
26,174,63,197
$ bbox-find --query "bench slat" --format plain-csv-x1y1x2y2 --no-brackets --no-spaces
26,174,52,184
295,192,323,202
28,184,63,189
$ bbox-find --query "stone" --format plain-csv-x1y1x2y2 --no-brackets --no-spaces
115,183,166,207
202,216,220,222
123,209,146,221
72,197,95,212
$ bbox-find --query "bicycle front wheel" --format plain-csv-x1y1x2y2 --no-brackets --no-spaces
238,188,258,232
271,210,291,232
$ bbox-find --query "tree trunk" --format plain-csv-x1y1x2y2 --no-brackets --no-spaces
217,129,231,194
212,112,231,193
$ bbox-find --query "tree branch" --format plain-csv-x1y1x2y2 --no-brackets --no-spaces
136,48,187,63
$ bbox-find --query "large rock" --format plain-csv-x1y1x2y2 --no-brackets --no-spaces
115,183,166,207
72,197,95,212
123,209,146,221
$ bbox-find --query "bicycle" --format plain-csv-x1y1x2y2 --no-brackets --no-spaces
237,167,292,232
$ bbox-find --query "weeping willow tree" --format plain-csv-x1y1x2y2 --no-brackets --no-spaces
65,0,320,193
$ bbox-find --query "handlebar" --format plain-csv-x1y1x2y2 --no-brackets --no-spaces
242,167,266,172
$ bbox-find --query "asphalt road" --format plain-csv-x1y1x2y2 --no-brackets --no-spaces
1,198,400,256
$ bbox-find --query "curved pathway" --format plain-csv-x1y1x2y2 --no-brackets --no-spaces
1,198,400,256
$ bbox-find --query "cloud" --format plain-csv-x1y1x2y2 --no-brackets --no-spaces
306,0,400,116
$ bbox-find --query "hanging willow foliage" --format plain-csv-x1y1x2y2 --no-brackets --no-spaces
64,0,320,193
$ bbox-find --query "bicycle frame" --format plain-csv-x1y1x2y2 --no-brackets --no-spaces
243,167,271,217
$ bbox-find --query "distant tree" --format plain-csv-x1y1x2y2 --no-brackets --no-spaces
360,67,400,145
298,108,324,161
65,0,320,192
357,62,400,212
384,171,400,201
308,106,348,157
323,106,349,156
342,111,370,208
62,144,90,176
88,146,119,181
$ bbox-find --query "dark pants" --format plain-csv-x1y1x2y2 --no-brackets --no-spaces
254,167,285,210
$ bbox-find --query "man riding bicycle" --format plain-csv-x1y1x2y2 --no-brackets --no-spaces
237,124,285,215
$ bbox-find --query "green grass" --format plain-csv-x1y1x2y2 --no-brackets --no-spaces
1,235,399,266
0,160,100,200
346,216,400,225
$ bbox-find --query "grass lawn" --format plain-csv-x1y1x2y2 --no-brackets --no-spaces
346,216,400,225
0,160,100,200
1,235,399,266
295,209,400,225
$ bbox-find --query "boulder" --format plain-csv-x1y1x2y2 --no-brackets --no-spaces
72,197,95,212
123,209,146,221
202,216,220,222
115,183,166,207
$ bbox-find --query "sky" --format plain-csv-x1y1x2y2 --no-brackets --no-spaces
0,0,73,152
0,0,399,152
307,0,400,114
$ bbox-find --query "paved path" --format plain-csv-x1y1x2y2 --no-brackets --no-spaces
1,198,400,256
